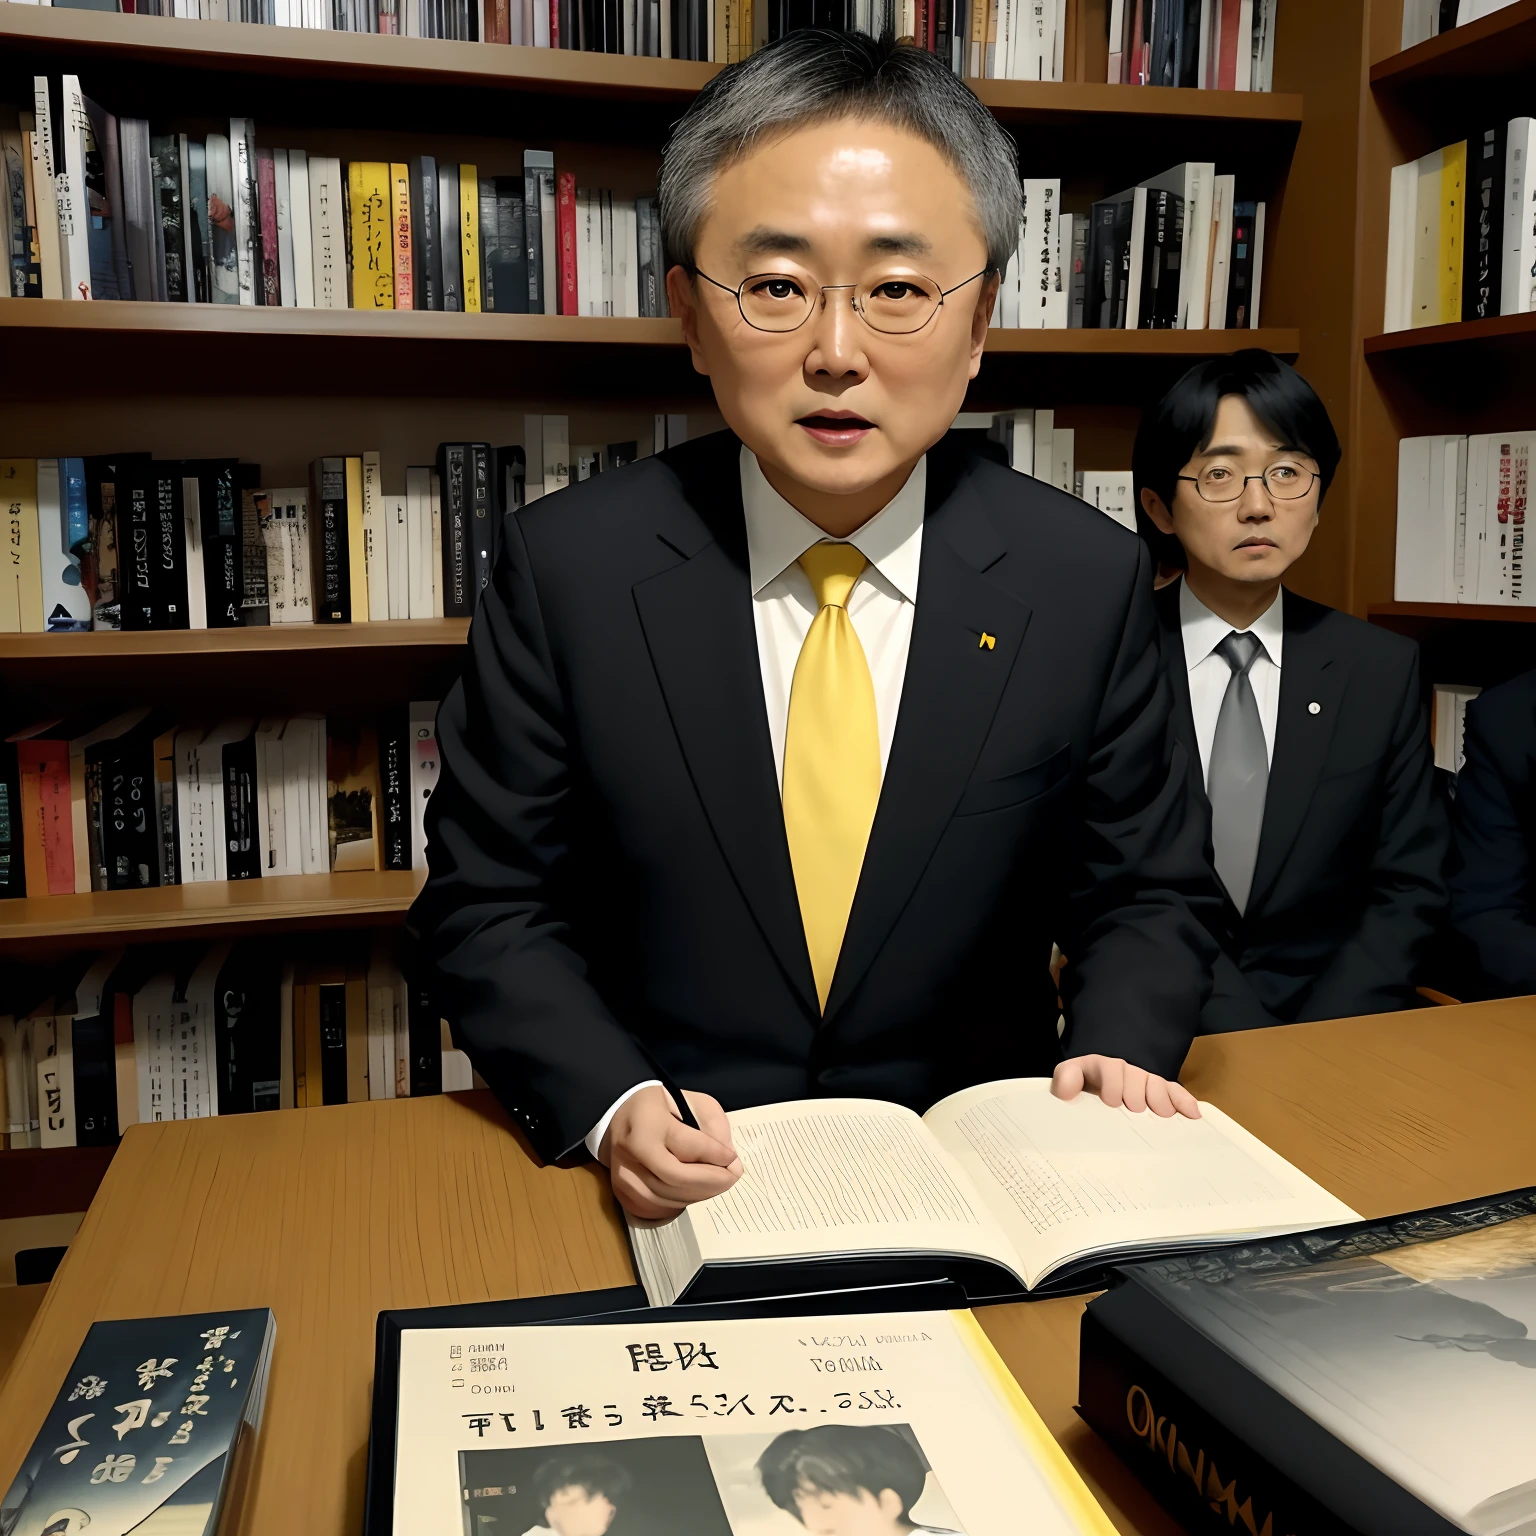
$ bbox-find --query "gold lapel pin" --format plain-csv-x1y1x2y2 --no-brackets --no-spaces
979,632,996,650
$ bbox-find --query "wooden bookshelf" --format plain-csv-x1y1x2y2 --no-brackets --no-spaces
1364,311,1536,357
0,870,426,951
1369,0,1536,90
1369,602,1536,622
0,1147,116,1220
0,616,470,660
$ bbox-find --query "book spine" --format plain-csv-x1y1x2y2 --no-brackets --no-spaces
0,740,22,898
151,470,190,630
257,146,281,305
557,169,578,314
58,76,92,299
391,161,413,310
470,443,493,605
151,133,187,302
437,443,470,617
407,974,442,1096
223,732,261,880
346,456,369,622
308,457,351,623
379,709,410,870
410,155,439,310
1077,1311,1358,1536
349,161,393,310
318,981,349,1105
523,154,544,312
120,476,156,631
437,162,462,311
105,735,158,889
230,118,258,305
460,163,481,312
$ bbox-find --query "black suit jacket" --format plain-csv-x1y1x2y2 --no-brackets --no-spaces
1450,667,1536,993
1153,581,1448,1030
409,430,1220,1163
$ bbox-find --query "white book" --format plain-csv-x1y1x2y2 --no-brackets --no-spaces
39,1007,74,1148
653,414,667,456
1251,0,1275,90
1077,470,1137,531
539,168,557,317
386,494,410,619
1207,173,1236,327
1477,432,1533,605
18,998,55,1144
367,936,398,1100
277,720,306,876
1007,409,1034,474
409,700,440,870
1505,119,1536,316
523,415,545,501
0,1011,38,1148
252,717,284,875
1249,202,1266,325
1401,0,1436,47
1462,432,1490,602
1395,435,1465,602
1051,426,1075,494
274,148,296,307
180,943,227,1119
667,413,688,447
279,713,327,875
1032,409,1054,482
1143,162,1215,330
58,77,93,299
182,477,208,630
1019,179,1059,328
1045,208,1069,329
133,970,178,1126
257,490,291,625
35,459,89,631
1196,0,1214,85
278,488,312,624
599,190,613,317
1123,187,1150,329
288,149,315,308
429,471,444,618
406,467,433,618
614,199,635,318
362,449,389,623
1235,0,1254,88
999,248,1021,328
996,0,1014,78
1385,160,1418,332
310,155,344,310
543,414,571,497
1432,683,1483,773
230,118,258,305
29,119,63,300
577,189,595,317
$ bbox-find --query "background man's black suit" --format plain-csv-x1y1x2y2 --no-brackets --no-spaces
409,430,1220,1162
1153,582,1447,1031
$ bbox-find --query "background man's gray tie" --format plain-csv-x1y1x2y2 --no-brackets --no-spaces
1208,630,1269,914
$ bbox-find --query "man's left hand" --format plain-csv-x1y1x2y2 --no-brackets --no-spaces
1051,1054,1200,1118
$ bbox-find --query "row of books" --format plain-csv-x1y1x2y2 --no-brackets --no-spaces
24,0,1277,85
1400,0,1517,49
954,408,1134,528
0,936,472,1150
1107,0,1275,91
3,82,668,318
1393,431,1529,606
1,705,441,898
1383,118,1536,332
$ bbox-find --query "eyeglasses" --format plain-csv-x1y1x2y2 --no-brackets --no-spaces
1177,460,1321,504
690,265,993,335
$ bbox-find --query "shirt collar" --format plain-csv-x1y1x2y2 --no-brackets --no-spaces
740,445,925,602
1178,578,1284,670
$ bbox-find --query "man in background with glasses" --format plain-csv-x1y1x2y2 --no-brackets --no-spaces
413,29,1223,1221
1136,350,1447,1034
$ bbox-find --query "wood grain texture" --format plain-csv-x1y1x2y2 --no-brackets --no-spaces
0,618,470,662
0,1286,48,1403
2,1000,1534,1534
1370,0,1536,86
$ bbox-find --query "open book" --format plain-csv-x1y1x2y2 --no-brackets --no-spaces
629,1079,1359,1308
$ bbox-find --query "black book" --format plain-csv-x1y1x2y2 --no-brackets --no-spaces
152,463,191,629
1226,199,1259,327
1142,188,1183,329
437,162,462,312
223,724,261,880
0,737,20,896
409,154,440,311
117,464,158,631
1110,193,1137,329
72,948,158,1146
237,464,269,627
469,442,494,604
1082,1187,1536,1536
318,980,349,1105
150,132,187,302
1465,122,1507,323
379,708,411,871
477,175,499,312
492,176,527,314
82,451,149,632
496,444,526,515
81,93,131,301
435,442,471,617
214,945,283,1114
1083,195,1125,329
182,457,242,627
307,456,351,623
99,717,160,890
605,440,639,470
1173,0,1202,86
407,972,442,1096
522,157,544,311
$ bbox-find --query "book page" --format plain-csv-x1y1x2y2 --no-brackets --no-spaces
392,1307,1117,1536
688,1099,1023,1275
923,1080,1358,1289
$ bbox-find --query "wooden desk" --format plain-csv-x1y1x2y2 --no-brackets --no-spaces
3,998,1534,1535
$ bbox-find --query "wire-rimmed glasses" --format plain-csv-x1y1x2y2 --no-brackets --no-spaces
690,264,993,335
1176,460,1321,503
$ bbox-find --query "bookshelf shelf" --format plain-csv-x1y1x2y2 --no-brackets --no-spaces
1364,311,1536,358
1370,0,1536,92
0,617,470,662
0,1146,116,1220
0,870,427,950
1368,602,1536,623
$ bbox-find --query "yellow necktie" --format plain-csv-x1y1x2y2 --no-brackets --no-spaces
782,542,881,1012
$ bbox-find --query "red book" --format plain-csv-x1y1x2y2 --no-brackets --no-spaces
1216,0,1240,88
256,148,280,307
16,737,75,897
484,0,509,40
392,167,413,312
549,0,559,47
557,170,578,317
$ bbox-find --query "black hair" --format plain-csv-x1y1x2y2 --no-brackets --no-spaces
530,1453,632,1511
1131,348,1342,573
756,1425,927,1523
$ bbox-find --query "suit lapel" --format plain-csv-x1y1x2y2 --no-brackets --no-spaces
631,442,820,1019
1247,596,1346,913
824,461,1031,1019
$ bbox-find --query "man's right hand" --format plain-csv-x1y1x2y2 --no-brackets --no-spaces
598,1085,744,1220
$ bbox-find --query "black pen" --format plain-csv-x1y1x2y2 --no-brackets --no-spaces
652,1063,701,1132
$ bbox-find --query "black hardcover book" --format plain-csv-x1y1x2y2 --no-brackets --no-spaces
435,442,471,617
100,719,160,890
223,725,262,881
150,132,187,302
0,737,22,897
81,93,131,301
1110,193,1137,329
493,176,527,313
1173,0,1202,86
1083,195,1124,328
318,980,349,1105
407,973,442,1097
437,162,462,312
1143,188,1183,329
308,456,351,623
469,441,493,604
82,451,150,632
214,945,283,1114
379,708,410,871
496,444,525,515
409,154,440,311
237,464,269,627
477,175,499,312
72,948,157,1146
636,195,658,316
2,1306,275,1533
146,464,190,629
1465,122,1507,323
117,464,158,631
1226,200,1259,327
605,439,639,470
182,457,242,627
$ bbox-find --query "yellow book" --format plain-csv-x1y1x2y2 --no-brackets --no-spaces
1438,139,1466,327
0,459,44,634
345,455,369,622
347,160,394,311
390,161,412,311
459,164,480,314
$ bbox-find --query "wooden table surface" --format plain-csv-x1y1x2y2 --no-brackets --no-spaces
2,997,1534,1535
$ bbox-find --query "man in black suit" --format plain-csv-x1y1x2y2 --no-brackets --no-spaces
1450,668,1536,994
410,31,1221,1219
1136,351,1447,1032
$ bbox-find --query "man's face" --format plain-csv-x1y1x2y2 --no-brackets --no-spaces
668,116,995,507
791,1483,909,1536
543,1485,618,1536
1144,393,1320,586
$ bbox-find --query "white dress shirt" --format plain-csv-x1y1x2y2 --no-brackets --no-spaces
584,447,928,1158
1179,579,1284,785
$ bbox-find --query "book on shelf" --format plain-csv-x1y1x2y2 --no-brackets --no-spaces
1430,681,1480,773
1401,0,1522,49
1,1307,276,1535
1080,1187,1536,1536
1393,430,1529,605
626,1078,1357,1307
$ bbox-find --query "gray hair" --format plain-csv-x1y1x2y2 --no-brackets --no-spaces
658,30,1022,276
